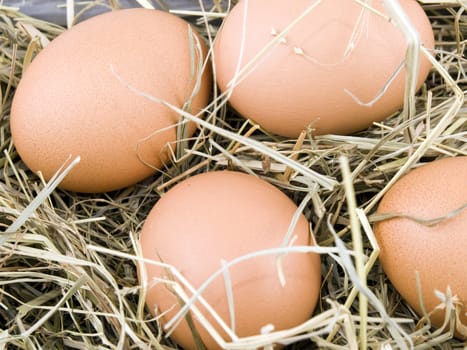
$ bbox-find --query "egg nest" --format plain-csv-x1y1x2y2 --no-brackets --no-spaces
0,1,466,349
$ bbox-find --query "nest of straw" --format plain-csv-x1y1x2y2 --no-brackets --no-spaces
0,0,466,349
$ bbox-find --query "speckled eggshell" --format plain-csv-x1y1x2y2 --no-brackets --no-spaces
374,157,467,339
10,8,211,193
213,0,434,137
138,171,321,350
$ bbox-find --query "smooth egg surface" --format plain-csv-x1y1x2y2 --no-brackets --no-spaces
139,171,321,350
214,0,434,137
374,156,467,339
10,8,211,193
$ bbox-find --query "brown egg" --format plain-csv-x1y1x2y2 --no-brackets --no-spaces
374,157,467,339
213,0,434,137
10,8,211,193
138,171,321,350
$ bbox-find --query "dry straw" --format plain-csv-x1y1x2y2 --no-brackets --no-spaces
0,0,466,349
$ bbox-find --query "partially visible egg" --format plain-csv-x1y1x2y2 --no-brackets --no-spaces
374,156,467,339
138,171,321,350
10,8,211,193
214,0,434,137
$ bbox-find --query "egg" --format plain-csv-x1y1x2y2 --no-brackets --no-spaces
374,156,467,339
213,0,434,137
138,171,321,350
10,8,211,193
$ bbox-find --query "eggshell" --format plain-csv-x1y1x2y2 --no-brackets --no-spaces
374,157,467,339
213,0,434,137
10,8,211,193
138,171,321,350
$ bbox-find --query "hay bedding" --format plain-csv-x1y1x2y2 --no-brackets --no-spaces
0,0,466,349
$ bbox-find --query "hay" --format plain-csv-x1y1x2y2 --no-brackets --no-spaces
0,0,466,349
